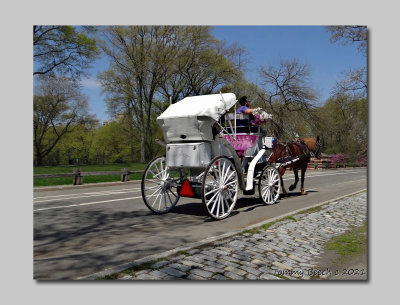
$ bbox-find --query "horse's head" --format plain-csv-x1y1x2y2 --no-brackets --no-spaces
314,136,322,159
302,136,322,159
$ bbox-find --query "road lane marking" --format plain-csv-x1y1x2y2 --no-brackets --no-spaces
34,188,142,199
34,170,364,201
329,178,367,186
33,170,366,208
34,189,142,203
290,170,361,177
281,179,365,194
33,196,143,212
282,170,365,181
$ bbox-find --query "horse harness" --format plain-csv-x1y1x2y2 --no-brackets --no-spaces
274,140,311,167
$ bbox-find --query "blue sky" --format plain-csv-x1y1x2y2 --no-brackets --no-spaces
81,26,366,122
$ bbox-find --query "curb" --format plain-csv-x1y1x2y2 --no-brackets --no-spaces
77,188,367,280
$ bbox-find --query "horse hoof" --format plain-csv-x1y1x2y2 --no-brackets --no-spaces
302,191,307,195
289,185,295,191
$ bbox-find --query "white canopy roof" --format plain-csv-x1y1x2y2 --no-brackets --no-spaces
157,93,237,121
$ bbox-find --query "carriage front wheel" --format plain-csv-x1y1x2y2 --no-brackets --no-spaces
202,156,239,220
141,156,181,214
259,165,281,205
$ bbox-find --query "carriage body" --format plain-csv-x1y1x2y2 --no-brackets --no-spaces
141,93,281,219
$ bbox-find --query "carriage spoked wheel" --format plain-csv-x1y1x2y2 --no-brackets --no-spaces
259,165,281,205
141,156,181,214
202,156,239,220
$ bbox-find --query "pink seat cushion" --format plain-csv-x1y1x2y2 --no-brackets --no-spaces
224,135,259,157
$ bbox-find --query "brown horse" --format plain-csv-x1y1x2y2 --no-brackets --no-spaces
268,137,321,196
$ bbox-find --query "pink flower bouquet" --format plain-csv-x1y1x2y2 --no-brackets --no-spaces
252,108,272,126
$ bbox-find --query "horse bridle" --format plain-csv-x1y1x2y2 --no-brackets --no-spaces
302,139,321,159
273,138,321,161
313,140,322,159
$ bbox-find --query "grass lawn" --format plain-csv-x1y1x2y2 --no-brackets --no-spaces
324,220,367,264
34,163,147,187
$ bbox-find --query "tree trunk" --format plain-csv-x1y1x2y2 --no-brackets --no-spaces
35,147,44,166
36,154,43,166
129,121,135,162
130,140,135,162
140,132,146,163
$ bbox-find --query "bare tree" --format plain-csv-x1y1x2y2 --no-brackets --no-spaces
325,26,367,55
332,67,367,98
257,59,317,139
326,26,367,98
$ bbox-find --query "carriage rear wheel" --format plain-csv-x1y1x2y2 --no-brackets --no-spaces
202,156,239,220
259,165,281,205
141,156,181,214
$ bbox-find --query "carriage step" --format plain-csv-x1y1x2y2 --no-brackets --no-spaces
243,188,255,195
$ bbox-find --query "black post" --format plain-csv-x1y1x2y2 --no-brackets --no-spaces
121,168,130,182
73,168,82,185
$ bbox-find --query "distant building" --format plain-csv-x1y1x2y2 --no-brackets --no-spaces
102,113,125,126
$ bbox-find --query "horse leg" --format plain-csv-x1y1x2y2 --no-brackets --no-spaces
289,167,299,191
279,166,287,195
300,164,307,195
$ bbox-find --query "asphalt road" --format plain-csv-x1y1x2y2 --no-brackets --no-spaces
33,168,367,280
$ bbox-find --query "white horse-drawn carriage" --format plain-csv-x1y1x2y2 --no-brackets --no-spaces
141,93,281,220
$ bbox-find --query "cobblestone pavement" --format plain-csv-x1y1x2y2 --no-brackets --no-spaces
105,192,367,281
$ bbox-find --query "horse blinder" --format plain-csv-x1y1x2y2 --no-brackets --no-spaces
315,141,322,159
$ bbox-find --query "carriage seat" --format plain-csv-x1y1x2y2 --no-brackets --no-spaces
224,113,260,134
223,134,259,157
